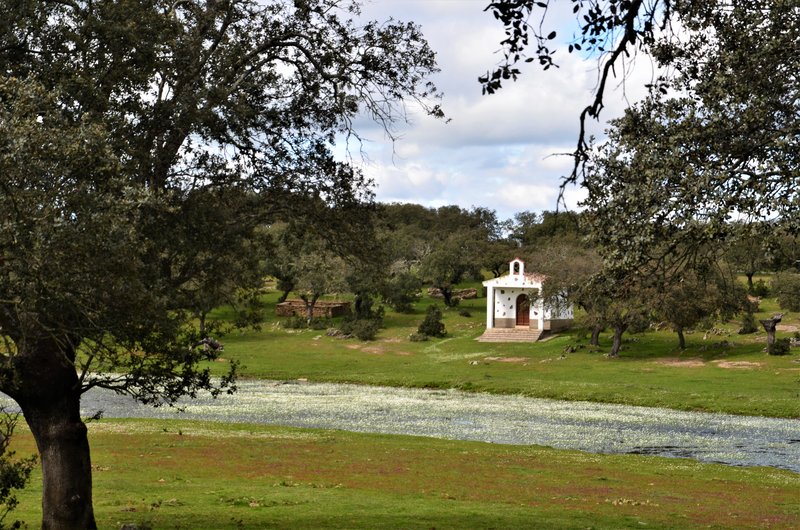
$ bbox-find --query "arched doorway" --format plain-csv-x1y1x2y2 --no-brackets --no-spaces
515,294,530,327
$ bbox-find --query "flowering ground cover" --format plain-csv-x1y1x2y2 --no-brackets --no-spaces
38,380,797,472
206,289,800,418
8,419,800,529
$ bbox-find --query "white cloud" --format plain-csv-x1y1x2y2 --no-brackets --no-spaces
343,0,658,220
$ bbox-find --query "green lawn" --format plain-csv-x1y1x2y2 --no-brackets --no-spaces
8,284,799,529
206,289,800,418
9,419,800,529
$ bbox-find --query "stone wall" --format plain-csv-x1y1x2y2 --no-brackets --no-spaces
276,300,351,318
427,287,478,300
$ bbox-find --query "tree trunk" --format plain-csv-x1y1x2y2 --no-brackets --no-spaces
354,294,364,317
277,289,290,304
609,324,627,357
8,340,96,529
21,398,96,530
441,287,454,307
301,294,320,323
760,315,782,346
677,325,686,350
759,313,783,347
590,325,602,347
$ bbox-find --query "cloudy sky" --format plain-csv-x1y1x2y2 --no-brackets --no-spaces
342,0,659,220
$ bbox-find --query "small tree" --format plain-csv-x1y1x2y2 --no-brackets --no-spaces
293,249,348,323
419,232,481,307
417,305,446,338
725,225,768,292
738,312,758,335
656,268,748,349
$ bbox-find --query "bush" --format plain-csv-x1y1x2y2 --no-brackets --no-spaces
773,272,800,311
738,312,758,334
408,332,429,342
308,318,330,330
768,337,791,356
339,318,382,341
282,316,307,329
750,279,770,297
444,296,460,308
338,299,384,341
282,316,329,330
417,305,446,338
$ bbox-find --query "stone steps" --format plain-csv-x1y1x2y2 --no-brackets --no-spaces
476,328,543,343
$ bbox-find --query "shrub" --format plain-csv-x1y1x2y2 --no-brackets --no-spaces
768,337,791,356
339,318,381,341
308,318,330,330
338,298,384,341
750,279,770,297
738,312,758,334
282,316,307,329
417,305,446,338
773,272,800,311
445,296,460,308
408,332,429,342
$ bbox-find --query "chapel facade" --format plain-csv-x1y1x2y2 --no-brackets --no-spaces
478,258,573,342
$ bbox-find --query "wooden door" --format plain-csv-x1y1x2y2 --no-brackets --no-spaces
516,294,530,326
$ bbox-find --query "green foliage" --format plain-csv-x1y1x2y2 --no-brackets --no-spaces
282,316,308,330
338,294,384,341
627,315,652,335
309,319,331,331
0,0,443,524
380,271,422,313
283,317,330,331
339,319,382,341
767,338,791,356
509,210,582,248
751,279,771,298
417,305,446,338
738,312,758,335
772,272,800,311
0,412,35,530
580,4,800,277
419,232,482,308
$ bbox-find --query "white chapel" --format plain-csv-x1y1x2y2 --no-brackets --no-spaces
478,258,573,342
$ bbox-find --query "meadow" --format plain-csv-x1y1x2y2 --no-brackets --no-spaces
8,282,800,528
8,419,800,529
208,288,800,419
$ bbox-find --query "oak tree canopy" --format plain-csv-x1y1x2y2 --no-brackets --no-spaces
0,0,441,527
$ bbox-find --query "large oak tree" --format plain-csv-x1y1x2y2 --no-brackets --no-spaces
0,1,440,527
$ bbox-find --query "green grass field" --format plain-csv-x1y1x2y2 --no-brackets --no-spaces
8,419,800,529
8,281,800,528
206,288,800,418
